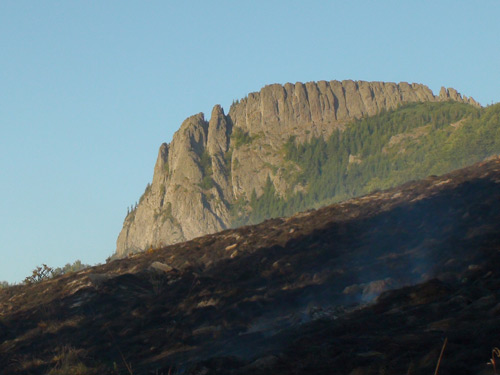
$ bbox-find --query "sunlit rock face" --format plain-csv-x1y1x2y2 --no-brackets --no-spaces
116,80,478,257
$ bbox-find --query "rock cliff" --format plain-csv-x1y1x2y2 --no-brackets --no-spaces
116,80,479,256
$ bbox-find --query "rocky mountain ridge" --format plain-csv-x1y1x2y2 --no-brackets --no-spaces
116,80,479,256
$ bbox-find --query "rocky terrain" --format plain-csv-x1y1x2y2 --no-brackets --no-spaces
1,156,500,375
116,80,479,256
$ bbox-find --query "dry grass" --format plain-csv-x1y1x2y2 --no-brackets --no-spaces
433,338,447,375
47,346,94,375
490,347,500,374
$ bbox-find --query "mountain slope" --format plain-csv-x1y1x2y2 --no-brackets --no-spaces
242,101,500,224
116,80,482,256
2,157,500,374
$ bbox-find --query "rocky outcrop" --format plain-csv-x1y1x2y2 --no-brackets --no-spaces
116,113,228,254
439,86,480,107
116,80,479,256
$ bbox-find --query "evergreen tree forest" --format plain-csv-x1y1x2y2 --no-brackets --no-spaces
232,101,500,226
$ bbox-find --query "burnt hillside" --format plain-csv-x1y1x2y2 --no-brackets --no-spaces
1,157,500,375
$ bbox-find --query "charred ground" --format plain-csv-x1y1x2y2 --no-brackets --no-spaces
1,157,500,375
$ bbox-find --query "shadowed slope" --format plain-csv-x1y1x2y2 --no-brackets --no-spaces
1,157,500,374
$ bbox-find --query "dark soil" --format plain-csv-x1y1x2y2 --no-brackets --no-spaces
1,157,500,375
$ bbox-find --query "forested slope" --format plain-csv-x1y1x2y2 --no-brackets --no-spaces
238,102,500,225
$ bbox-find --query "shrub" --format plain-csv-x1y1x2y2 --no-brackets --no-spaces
52,260,90,276
199,150,213,176
24,264,55,284
199,176,214,190
231,127,254,149
0,280,10,288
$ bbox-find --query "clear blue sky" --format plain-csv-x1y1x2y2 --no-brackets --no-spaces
1,1,499,283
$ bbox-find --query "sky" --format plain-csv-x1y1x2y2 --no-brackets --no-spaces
1,1,500,283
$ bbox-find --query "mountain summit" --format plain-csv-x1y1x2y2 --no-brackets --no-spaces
116,80,479,256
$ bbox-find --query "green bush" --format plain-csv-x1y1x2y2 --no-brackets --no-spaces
231,127,254,149
199,150,213,176
53,260,90,276
199,176,214,190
